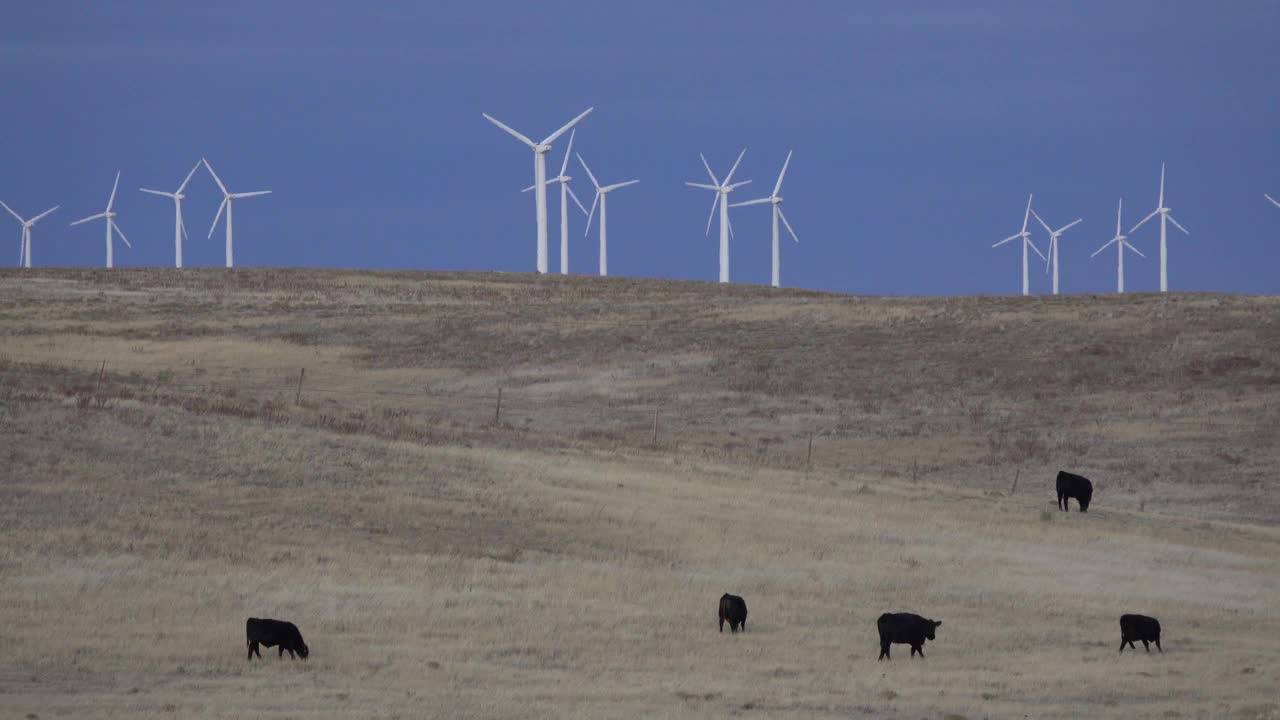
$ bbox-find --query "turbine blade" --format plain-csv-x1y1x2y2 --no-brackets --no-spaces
1266,193,1280,209
1045,241,1053,272
1166,214,1189,235
1027,237,1046,262
705,194,718,237
1030,208,1053,235
203,158,228,195
723,148,747,186
601,180,639,192
772,150,792,197
727,212,734,239
177,159,202,193
520,183,537,193
29,206,58,224
481,113,537,148
726,180,752,191
559,129,575,178
180,216,189,242
1124,241,1146,258
1129,209,1159,234
0,200,23,223
1115,198,1124,236
686,182,719,190
576,153,600,189
1057,218,1083,233
566,184,589,215
208,198,227,239
70,212,108,227
112,221,131,248
1159,162,1165,207
729,197,772,208
139,188,175,198
1091,237,1119,258
231,191,272,199
107,171,121,211
541,107,593,146
992,233,1020,248
779,207,799,243
584,191,599,236
1022,193,1034,232
699,153,719,186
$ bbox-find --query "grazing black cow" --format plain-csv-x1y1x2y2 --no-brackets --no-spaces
246,617,309,661
718,594,748,633
1119,614,1162,653
877,612,941,660
1056,471,1093,512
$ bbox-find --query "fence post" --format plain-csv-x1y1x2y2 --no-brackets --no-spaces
294,368,306,405
807,434,814,468
494,387,502,425
1009,468,1021,496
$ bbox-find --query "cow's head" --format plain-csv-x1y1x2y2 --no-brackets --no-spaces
1079,494,1091,512
926,620,942,640
297,641,310,659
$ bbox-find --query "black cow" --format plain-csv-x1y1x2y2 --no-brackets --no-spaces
246,617,309,661
877,612,941,660
1056,471,1093,512
718,594,748,633
1119,614,1162,653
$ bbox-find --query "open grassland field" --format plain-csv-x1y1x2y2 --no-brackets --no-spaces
1,269,1278,719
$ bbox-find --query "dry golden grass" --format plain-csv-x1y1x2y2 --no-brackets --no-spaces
1,269,1278,719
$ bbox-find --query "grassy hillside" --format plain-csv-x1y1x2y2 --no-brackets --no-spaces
1,269,1277,719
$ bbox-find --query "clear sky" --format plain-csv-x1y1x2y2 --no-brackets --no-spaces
2,2,1278,295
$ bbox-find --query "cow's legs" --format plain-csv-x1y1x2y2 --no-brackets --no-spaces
248,641,257,660
1155,638,1162,652
878,642,890,660
1119,639,1126,653
287,648,296,659
1142,639,1150,652
279,646,285,657
741,618,746,632
719,617,724,633
1058,494,1065,511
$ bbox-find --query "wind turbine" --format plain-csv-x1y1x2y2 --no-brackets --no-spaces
483,107,594,274
1091,198,1145,293
140,161,202,268
70,171,132,269
1,201,58,268
521,129,589,274
1030,209,1082,295
992,194,1046,296
1129,163,1188,292
730,151,799,288
686,149,751,283
576,153,638,277
1266,193,1280,210
203,158,272,268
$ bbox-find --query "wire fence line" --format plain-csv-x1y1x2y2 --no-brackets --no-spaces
1,354,1261,461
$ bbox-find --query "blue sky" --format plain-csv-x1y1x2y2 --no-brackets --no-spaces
2,1,1278,295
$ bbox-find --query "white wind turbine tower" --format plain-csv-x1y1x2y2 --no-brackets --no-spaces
730,151,799,288
1266,193,1280,210
483,108,594,274
1129,163,1188,292
577,153,638,277
1030,209,1082,295
203,158,272,268
522,129,589,274
1,201,58,269
70,171,132,269
686,149,751,283
992,194,1046,295
140,161,202,268
1091,198,1145,293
